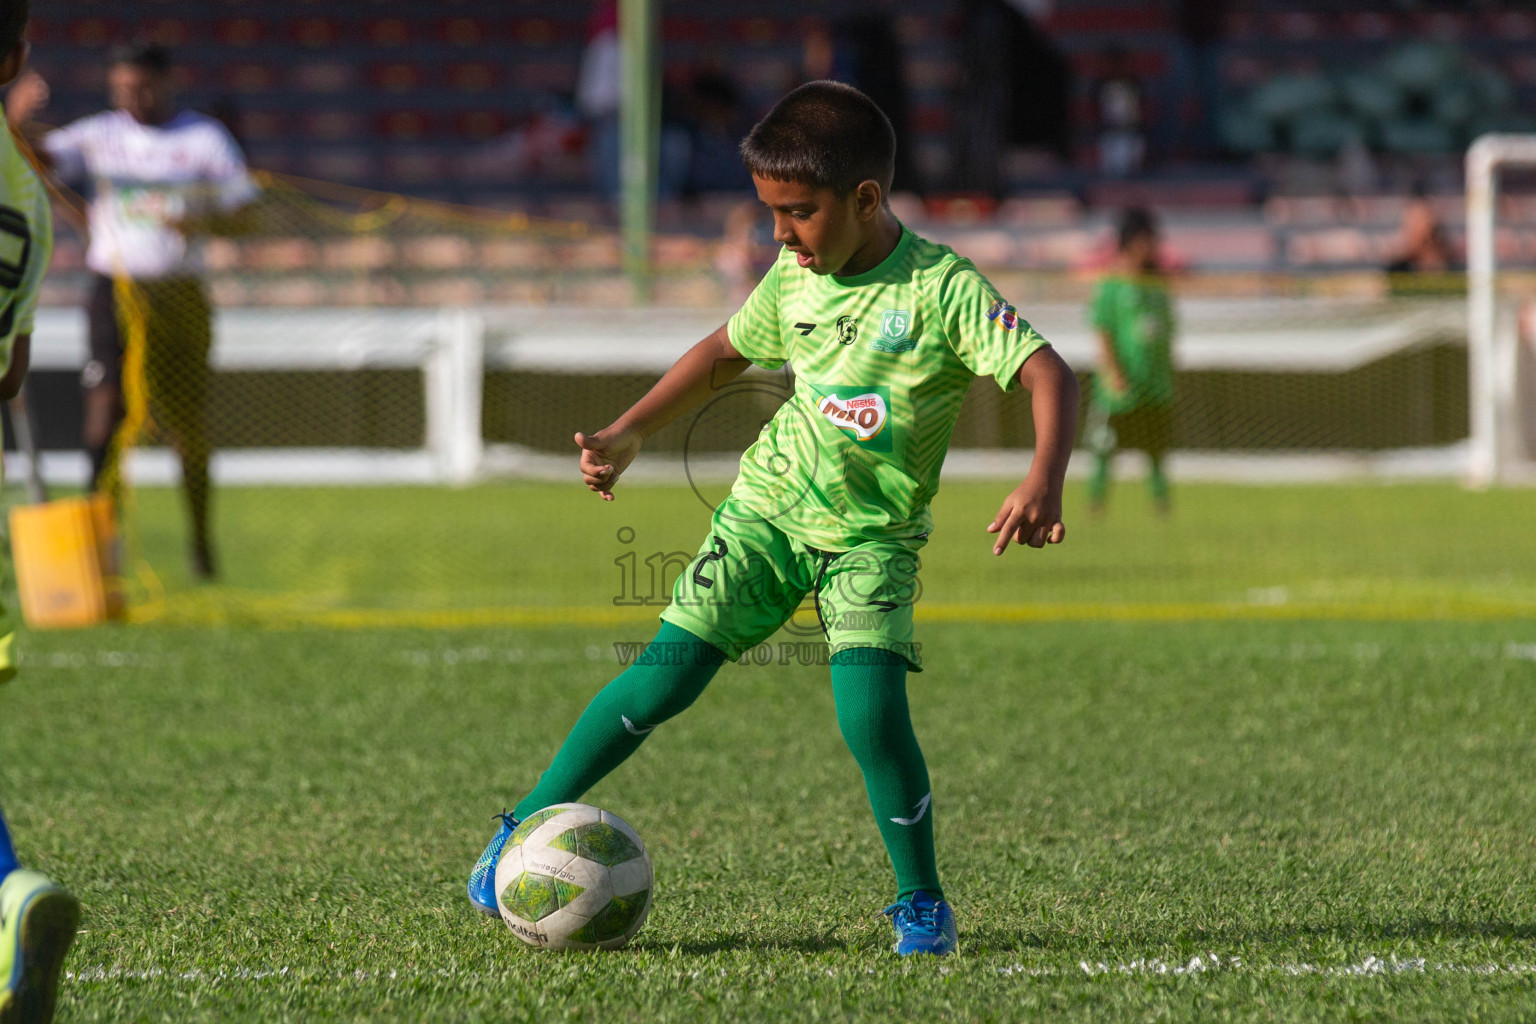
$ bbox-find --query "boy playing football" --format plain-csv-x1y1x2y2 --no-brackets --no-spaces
0,2,82,1020
1086,207,1176,514
468,81,1079,955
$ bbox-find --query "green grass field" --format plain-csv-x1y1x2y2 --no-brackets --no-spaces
3,481,1536,1021
127,480,1536,621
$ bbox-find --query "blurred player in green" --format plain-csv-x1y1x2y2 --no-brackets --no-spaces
0,5,82,1021
1086,207,1176,514
467,81,1080,956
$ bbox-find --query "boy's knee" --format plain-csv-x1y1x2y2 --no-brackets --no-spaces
616,648,720,723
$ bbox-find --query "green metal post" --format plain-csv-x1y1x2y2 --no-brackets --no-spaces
620,0,659,303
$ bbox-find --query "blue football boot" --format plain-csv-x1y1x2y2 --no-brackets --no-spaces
467,812,519,917
882,890,958,956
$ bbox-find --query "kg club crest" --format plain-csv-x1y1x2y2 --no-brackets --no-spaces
868,308,917,354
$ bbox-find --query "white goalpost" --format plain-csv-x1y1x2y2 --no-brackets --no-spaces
1467,133,1536,487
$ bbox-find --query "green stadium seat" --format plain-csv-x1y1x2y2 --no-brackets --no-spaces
1379,118,1455,155
1218,109,1274,155
1380,43,1459,92
1291,112,1365,158
1339,73,1400,123
1249,74,1334,123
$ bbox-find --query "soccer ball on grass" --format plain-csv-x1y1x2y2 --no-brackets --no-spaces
494,802,653,951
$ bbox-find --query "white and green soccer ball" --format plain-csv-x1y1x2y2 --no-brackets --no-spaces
494,802,653,951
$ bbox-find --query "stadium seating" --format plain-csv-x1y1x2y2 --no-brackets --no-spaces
20,0,1536,286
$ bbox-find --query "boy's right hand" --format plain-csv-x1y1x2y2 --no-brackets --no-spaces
575,426,642,501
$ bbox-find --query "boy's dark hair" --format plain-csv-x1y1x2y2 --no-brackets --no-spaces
0,0,29,57
1117,206,1158,249
740,80,896,195
109,39,173,75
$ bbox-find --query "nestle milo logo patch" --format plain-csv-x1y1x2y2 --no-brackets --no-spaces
810,383,894,453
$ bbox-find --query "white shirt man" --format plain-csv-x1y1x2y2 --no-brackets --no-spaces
6,40,257,579
44,106,257,279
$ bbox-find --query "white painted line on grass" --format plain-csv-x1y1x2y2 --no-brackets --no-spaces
1003,954,1536,978
67,956,1536,984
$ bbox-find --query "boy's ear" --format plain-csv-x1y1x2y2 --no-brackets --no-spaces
853,179,884,220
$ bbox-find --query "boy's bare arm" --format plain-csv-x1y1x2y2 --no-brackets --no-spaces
986,347,1080,554
576,323,753,500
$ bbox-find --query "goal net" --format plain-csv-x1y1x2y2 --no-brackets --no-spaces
2,171,1493,623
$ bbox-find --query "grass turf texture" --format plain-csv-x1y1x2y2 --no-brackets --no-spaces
1,482,1534,1019
1,620,1534,1021
119,480,1536,621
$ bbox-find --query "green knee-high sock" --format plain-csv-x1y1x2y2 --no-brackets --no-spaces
1088,449,1111,507
1148,452,1170,504
831,647,942,901
512,623,725,820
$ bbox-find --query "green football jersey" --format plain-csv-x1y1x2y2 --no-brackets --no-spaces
725,225,1050,552
1088,274,1174,414
0,100,53,378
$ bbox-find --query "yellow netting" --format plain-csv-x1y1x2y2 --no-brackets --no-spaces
66,172,1486,625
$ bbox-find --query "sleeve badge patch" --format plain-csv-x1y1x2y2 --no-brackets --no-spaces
985,299,1020,331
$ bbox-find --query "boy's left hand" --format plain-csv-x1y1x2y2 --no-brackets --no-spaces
986,477,1065,555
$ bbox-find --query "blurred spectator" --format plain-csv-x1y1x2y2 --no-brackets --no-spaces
682,62,751,195
1172,0,1228,159
577,2,688,201
1385,190,1459,285
1096,47,1146,178
576,2,621,197
801,16,919,194
7,41,258,580
461,104,585,185
955,0,1071,194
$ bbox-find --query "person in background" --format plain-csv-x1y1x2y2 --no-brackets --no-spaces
576,3,689,201
575,2,621,198
6,40,259,580
1386,192,1455,272
1173,0,1229,159
1086,207,1176,515
800,16,920,193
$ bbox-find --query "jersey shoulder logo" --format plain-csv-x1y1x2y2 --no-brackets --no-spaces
986,299,1021,331
868,308,917,354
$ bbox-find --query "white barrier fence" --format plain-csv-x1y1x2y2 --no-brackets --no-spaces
10,296,1471,487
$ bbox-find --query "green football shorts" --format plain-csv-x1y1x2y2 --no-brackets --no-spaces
660,496,923,671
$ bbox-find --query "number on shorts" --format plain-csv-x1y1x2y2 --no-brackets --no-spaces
691,536,729,589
